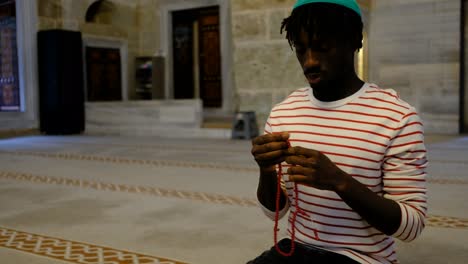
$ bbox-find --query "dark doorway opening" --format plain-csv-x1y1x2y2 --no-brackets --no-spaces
86,47,122,101
172,6,222,108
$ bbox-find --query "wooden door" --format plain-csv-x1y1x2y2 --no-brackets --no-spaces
172,6,222,107
86,47,122,101
198,9,222,108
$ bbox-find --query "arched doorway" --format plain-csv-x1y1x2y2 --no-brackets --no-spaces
82,0,127,102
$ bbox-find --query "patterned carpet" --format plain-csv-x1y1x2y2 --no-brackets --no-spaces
0,227,187,264
0,169,467,230
0,135,467,264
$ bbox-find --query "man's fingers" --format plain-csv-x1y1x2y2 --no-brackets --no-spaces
251,132,290,168
288,174,310,184
255,149,285,162
287,166,315,176
257,157,286,168
252,132,289,146
285,146,318,157
252,141,289,155
285,156,317,168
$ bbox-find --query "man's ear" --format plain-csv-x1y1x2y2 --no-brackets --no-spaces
353,32,363,51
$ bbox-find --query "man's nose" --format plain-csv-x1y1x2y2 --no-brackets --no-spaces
303,49,320,68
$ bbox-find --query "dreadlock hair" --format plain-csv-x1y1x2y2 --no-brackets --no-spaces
281,3,363,52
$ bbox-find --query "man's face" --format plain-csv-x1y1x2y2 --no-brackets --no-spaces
293,29,354,91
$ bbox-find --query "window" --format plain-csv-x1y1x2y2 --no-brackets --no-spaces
0,0,20,111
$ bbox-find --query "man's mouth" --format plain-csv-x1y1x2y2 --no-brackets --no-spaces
305,73,321,85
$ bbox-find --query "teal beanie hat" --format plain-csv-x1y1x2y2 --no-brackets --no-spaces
293,0,362,17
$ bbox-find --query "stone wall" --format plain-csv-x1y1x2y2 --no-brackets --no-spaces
231,0,372,129
232,0,461,134
36,0,149,100
368,0,460,134
33,0,372,132
231,0,304,128
30,0,462,135
136,0,161,56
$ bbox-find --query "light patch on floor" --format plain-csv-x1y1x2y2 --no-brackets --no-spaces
18,138,248,154
0,226,187,264
0,171,257,207
1,170,467,230
1,150,466,185
0,151,257,172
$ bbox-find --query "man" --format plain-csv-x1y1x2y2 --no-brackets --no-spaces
249,0,428,263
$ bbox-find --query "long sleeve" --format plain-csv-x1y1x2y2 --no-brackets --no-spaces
382,108,428,242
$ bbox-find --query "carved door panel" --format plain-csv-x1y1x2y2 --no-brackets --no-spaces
86,47,122,101
198,10,222,108
172,6,221,108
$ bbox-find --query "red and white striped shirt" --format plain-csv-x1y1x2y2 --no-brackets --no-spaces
260,83,428,263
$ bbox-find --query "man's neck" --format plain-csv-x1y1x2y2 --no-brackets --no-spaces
312,73,364,102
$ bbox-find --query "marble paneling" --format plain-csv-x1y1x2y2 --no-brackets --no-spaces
85,100,204,137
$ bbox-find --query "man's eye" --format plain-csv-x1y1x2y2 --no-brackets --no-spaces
319,46,330,52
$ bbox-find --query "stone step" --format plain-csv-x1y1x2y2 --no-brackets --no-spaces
85,124,231,139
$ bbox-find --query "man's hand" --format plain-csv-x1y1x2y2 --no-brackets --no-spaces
251,132,290,173
252,132,290,211
285,146,349,192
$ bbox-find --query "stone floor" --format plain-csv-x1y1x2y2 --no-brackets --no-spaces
0,134,467,264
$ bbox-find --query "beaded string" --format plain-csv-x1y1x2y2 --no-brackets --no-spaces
273,140,316,257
